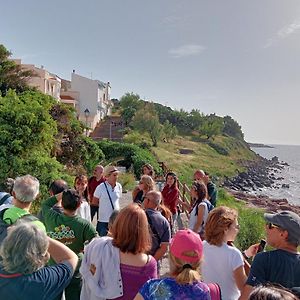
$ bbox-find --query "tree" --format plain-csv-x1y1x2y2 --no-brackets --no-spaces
0,90,67,197
131,103,163,146
119,92,142,125
0,44,34,96
200,114,224,139
188,109,205,130
222,115,244,140
50,103,104,174
163,120,178,142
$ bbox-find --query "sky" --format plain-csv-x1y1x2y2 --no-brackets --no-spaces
1,0,300,145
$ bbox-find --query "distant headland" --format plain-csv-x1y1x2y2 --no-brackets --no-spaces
247,142,274,148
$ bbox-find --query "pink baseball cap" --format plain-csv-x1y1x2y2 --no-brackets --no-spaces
170,229,203,263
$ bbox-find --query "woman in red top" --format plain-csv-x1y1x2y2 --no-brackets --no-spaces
161,172,184,233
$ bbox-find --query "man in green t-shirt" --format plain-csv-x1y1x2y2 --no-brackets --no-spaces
2,174,45,231
42,189,98,300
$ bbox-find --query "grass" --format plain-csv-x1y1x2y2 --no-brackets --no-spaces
217,189,266,251
121,130,266,250
152,135,257,186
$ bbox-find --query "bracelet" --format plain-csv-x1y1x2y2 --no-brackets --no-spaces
242,251,249,260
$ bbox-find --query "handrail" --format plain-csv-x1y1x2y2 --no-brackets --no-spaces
178,181,191,218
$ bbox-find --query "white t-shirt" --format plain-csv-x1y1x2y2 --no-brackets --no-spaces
76,199,91,222
202,241,244,300
188,201,208,233
94,182,122,222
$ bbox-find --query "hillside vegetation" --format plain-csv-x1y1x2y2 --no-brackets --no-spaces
117,92,258,184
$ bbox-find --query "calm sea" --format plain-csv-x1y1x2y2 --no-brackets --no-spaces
251,145,300,206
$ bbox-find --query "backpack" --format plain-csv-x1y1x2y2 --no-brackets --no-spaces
0,208,38,244
0,193,11,206
207,282,222,300
194,199,214,216
203,199,214,213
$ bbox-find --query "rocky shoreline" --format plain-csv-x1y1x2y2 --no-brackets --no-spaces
226,189,300,215
222,155,300,215
223,155,289,192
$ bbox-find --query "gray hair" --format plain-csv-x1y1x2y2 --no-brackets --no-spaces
147,191,161,206
0,222,49,274
13,175,40,202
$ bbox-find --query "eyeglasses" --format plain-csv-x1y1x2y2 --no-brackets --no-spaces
267,223,281,230
233,224,240,230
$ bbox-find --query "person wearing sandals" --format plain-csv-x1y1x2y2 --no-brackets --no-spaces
134,229,221,300
93,166,122,237
80,204,157,300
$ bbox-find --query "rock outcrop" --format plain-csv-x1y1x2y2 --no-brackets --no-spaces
222,156,289,192
226,189,300,215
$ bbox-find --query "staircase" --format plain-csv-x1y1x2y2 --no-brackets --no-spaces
90,116,125,141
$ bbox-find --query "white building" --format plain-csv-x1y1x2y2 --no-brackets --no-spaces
60,71,111,133
12,59,61,100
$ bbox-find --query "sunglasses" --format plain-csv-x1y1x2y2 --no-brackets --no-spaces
267,223,281,230
231,224,240,230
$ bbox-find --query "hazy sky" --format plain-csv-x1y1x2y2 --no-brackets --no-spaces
1,0,300,145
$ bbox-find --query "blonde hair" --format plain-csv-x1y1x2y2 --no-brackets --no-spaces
169,253,201,285
205,206,238,246
140,175,155,192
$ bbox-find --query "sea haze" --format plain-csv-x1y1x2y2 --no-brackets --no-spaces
251,145,300,206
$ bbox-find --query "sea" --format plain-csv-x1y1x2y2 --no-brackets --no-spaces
251,145,300,206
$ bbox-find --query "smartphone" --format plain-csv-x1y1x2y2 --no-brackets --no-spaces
257,239,266,253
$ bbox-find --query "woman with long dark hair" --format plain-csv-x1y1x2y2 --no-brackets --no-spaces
188,181,210,238
74,175,91,222
161,172,183,232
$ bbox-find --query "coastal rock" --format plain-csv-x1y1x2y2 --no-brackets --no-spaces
222,155,287,192
227,189,300,215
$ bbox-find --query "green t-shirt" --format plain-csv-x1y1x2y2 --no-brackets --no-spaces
3,206,46,231
41,196,97,255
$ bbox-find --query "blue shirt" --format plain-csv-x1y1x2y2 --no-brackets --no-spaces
246,249,300,288
0,261,73,300
139,277,211,300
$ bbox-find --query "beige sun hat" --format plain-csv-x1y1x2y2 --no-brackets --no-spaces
104,165,119,177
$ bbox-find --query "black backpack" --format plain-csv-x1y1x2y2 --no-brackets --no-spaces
0,208,38,244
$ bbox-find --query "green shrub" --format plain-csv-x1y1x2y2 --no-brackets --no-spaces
217,189,265,251
97,140,160,179
207,141,229,156
118,172,136,192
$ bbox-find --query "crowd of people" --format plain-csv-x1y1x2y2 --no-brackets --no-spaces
0,163,299,300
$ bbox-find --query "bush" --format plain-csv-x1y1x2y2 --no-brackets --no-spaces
217,189,265,251
97,140,160,179
118,172,136,192
208,141,229,156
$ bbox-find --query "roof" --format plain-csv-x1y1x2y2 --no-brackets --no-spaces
60,95,75,100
